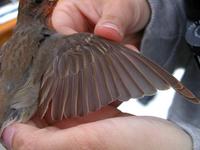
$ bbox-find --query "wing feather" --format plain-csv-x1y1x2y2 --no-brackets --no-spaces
37,33,200,120
122,50,170,90
118,50,157,95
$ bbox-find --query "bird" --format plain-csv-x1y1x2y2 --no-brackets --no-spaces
0,0,199,135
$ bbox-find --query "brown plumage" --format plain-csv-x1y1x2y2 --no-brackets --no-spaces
0,0,199,135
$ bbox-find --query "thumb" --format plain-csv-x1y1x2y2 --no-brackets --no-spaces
94,0,150,42
94,1,139,42
94,3,127,42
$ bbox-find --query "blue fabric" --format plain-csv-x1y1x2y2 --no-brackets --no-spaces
141,0,200,149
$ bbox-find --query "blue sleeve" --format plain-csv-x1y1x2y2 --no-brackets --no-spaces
141,0,188,72
141,1,200,150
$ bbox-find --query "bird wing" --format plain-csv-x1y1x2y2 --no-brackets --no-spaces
37,33,200,120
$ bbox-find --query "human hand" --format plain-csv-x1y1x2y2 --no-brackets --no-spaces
2,106,192,150
51,0,150,46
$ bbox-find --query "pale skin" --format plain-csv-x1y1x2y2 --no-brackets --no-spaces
2,0,192,149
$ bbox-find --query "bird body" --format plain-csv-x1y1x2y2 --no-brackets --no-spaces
0,0,199,135
0,22,45,133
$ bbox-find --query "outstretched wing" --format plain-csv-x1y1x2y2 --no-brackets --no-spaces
38,33,200,120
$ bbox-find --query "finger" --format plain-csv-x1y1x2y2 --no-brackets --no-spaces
3,116,190,150
51,1,88,35
94,0,138,42
94,0,151,42
4,116,134,150
61,116,191,150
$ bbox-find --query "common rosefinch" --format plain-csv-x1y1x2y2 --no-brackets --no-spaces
0,0,199,136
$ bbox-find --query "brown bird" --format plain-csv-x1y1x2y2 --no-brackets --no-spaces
0,0,199,135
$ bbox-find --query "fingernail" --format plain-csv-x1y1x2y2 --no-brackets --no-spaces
2,126,15,150
100,22,123,36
